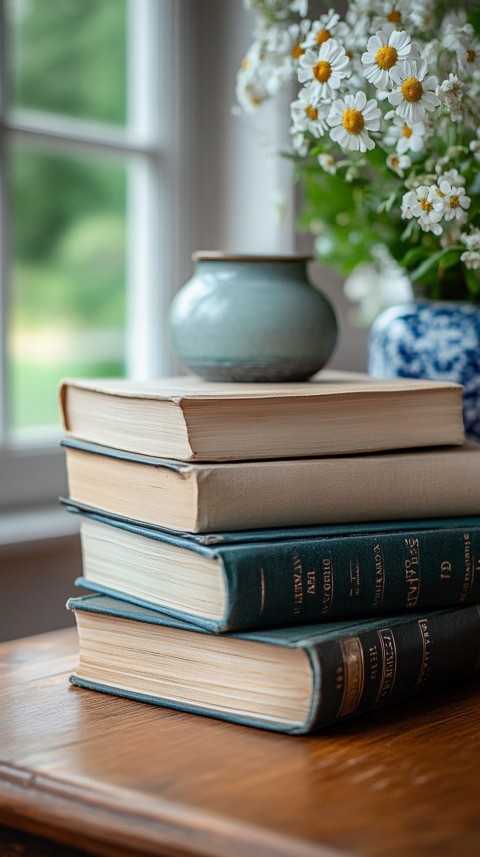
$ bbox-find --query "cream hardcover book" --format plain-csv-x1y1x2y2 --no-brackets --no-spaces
62,440,480,533
59,371,464,462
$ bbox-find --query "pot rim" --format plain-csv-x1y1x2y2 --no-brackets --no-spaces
192,250,313,263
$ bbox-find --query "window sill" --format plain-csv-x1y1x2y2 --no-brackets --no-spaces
0,505,80,548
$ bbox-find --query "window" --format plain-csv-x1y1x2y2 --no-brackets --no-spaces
0,0,197,512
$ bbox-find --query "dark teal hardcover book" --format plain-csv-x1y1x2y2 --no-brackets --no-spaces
67,594,480,734
68,503,480,632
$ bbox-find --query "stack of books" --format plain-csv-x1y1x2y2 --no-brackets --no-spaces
60,370,480,735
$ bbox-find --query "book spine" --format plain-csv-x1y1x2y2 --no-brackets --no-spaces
304,605,480,732
222,526,480,630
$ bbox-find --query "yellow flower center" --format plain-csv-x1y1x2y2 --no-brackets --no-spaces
291,42,305,60
401,77,424,102
467,49,476,63
316,28,331,45
306,105,318,120
450,195,460,209
391,156,399,168
375,45,398,70
388,10,402,23
420,197,433,212
342,108,365,134
313,60,332,83
402,124,413,138
242,58,250,70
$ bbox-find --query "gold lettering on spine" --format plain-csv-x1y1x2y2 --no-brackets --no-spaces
372,543,385,607
415,618,431,689
321,553,333,615
375,628,398,704
349,557,360,599
460,532,474,602
292,551,303,616
337,636,365,718
404,537,421,608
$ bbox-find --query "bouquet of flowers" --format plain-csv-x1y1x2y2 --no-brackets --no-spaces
236,0,480,322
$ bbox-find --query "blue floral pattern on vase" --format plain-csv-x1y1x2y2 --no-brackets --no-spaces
368,301,480,441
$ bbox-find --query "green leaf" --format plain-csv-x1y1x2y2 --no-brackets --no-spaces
401,246,427,269
410,247,463,284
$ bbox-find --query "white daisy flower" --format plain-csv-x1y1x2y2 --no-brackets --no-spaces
386,152,411,176
318,153,337,174
437,180,471,224
290,87,331,136
236,42,271,112
327,90,381,152
401,185,443,234
442,14,480,74
384,112,425,153
298,39,350,100
457,33,480,76
361,29,415,90
371,0,413,35
303,10,342,50
286,20,312,63
389,59,440,124
461,250,480,270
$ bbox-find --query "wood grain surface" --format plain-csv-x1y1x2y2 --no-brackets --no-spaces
1,628,480,857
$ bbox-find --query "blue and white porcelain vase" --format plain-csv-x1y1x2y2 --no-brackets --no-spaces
368,301,480,440
169,252,337,382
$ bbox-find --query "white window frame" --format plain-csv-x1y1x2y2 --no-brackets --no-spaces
0,0,198,513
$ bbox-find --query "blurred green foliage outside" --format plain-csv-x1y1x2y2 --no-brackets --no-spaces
9,0,128,431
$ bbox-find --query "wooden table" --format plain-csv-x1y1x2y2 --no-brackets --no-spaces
1,628,480,857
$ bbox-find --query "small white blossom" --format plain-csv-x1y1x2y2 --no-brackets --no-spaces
298,39,350,99
461,250,480,269
291,131,309,155
434,165,467,188
389,59,440,123
461,229,480,251
290,87,331,136
457,36,480,75
327,90,381,152
362,29,416,90
290,0,309,15
302,10,342,51
437,180,471,224
469,140,480,162
387,152,411,176
384,111,425,153
401,185,444,234
436,74,466,122
283,19,312,63
318,153,337,174
344,245,413,325
371,0,411,34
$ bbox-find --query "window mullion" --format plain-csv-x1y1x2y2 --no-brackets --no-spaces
126,0,199,379
0,0,11,443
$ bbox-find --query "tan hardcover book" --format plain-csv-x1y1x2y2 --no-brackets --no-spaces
62,439,480,533
59,371,464,462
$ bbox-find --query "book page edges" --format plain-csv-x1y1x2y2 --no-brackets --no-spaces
59,373,463,403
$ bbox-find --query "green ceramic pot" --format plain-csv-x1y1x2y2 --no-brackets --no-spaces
168,252,337,381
